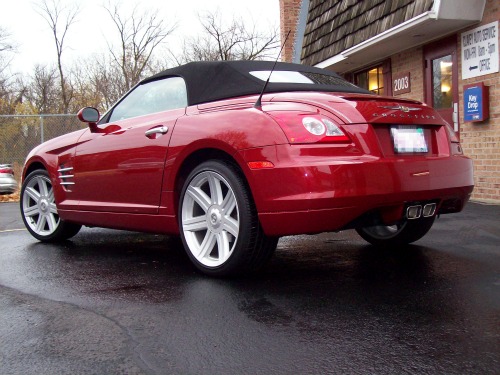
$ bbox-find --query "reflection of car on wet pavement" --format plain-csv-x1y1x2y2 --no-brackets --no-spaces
19,61,473,276
0,164,18,195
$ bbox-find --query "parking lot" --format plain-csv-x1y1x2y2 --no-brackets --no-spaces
1,201,499,374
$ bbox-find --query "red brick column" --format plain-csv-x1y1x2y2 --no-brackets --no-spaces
279,0,302,62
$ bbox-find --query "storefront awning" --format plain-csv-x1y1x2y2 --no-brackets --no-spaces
315,0,486,73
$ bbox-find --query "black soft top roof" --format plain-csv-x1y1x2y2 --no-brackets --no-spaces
144,60,370,106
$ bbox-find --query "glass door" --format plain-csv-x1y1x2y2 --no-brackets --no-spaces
424,36,459,137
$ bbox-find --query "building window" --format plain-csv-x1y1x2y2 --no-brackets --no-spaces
356,65,385,95
352,60,391,95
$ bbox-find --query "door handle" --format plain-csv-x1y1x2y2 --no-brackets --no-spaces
145,126,169,138
452,103,459,132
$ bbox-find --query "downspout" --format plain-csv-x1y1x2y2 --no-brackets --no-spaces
293,0,310,64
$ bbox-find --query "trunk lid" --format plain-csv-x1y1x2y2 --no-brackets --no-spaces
337,94,447,126
338,94,451,157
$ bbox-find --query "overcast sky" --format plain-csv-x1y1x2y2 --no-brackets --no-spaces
0,0,280,74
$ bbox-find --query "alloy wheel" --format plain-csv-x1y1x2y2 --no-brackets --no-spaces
22,173,60,236
181,170,239,267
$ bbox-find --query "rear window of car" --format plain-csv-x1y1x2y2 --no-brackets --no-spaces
249,70,358,89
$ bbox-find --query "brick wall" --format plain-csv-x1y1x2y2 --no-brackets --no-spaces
279,0,303,62
391,47,425,102
458,0,499,203
390,0,499,203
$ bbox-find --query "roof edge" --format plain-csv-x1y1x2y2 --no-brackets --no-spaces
315,11,434,69
313,0,486,72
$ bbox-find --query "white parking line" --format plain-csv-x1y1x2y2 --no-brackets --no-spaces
0,229,27,233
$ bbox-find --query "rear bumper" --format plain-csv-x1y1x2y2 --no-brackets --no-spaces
240,145,474,236
258,185,473,236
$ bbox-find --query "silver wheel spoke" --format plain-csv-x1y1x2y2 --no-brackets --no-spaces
25,186,41,203
208,173,223,205
216,232,231,262
48,189,55,203
46,213,58,232
198,231,217,259
221,190,236,215
23,205,39,217
186,186,211,212
36,176,48,196
36,215,47,233
222,217,239,238
183,215,208,232
49,202,58,214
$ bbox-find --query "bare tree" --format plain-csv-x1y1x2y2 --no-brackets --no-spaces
177,11,279,64
104,2,176,93
24,64,60,113
69,54,124,112
35,0,79,113
0,27,18,112
0,28,13,51
0,26,16,98
0,26,16,68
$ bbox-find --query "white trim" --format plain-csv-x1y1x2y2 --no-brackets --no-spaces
315,12,435,68
344,12,435,56
316,54,347,69
432,0,442,18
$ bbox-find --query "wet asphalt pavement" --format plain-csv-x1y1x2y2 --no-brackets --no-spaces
0,201,499,374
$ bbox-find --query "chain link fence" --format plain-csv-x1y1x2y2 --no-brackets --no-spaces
0,114,86,177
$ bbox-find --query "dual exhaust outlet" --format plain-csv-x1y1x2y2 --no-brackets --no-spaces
406,203,437,220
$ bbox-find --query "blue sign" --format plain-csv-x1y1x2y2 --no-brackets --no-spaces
464,84,486,122
463,82,489,122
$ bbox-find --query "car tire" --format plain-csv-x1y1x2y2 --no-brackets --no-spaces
20,169,82,242
355,217,435,247
179,160,278,276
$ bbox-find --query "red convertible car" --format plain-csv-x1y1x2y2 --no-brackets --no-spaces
20,61,474,275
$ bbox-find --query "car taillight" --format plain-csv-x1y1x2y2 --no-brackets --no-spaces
268,112,350,144
0,167,13,174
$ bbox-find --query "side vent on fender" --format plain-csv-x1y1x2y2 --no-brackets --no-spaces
58,166,75,191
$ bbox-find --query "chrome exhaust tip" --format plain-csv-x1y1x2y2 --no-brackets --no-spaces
423,203,437,217
407,205,422,220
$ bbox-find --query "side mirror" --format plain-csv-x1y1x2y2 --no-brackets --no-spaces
77,107,100,130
